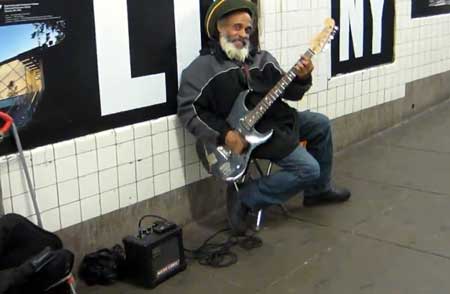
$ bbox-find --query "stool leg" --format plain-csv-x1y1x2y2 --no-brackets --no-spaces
255,209,263,231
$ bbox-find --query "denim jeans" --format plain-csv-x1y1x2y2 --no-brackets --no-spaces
239,111,333,209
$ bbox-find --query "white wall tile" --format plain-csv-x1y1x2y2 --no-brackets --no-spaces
60,201,81,229
12,193,34,217
33,162,56,189
100,189,119,215
41,208,61,232
57,179,80,205
345,99,353,115
170,168,186,190
153,153,169,175
136,157,153,181
77,151,98,177
81,195,100,221
3,198,12,214
327,103,336,120
184,145,199,165
119,184,137,208
79,173,99,199
185,163,200,185
135,137,152,160
9,169,33,196
318,91,327,107
55,156,78,182
167,115,182,130
137,178,154,202
118,162,136,186
1,172,11,198
151,117,168,134
27,215,38,226
152,132,169,155
97,145,117,170
95,130,116,148
169,149,184,170
7,152,32,172
99,168,118,193
36,185,58,212
154,172,170,196
31,146,54,166
354,96,362,112
117,141,135,165
133,121,151,139
115,125,134,144
168,128,184,151
75,135,96,154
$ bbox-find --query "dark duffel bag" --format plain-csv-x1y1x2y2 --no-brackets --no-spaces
0,214,74,294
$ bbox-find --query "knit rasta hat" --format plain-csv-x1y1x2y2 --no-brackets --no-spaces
205,0,257,40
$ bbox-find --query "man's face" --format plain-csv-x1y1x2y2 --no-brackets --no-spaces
217,11,253,50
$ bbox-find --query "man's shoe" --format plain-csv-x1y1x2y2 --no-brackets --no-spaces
303,187,351,207
226,184,249,236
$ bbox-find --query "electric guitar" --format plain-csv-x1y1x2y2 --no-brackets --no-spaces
198,18,338,182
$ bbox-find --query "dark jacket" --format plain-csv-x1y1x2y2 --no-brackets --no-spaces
177,44,312,161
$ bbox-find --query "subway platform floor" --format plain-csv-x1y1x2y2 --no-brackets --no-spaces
81,98,450,294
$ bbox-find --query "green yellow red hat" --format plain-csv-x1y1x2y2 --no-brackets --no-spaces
205,0,257,40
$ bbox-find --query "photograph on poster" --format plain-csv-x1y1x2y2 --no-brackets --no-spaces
0,21,65,128
412,0,450,17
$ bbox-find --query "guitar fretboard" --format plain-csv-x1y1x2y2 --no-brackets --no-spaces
242,49,315,129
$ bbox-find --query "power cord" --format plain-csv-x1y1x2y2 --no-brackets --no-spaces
184,228,263,268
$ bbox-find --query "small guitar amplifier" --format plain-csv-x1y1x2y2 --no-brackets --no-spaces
122,221,187,288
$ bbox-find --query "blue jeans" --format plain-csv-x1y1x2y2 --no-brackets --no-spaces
239,111,332,209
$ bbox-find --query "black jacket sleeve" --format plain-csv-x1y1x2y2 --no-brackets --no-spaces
177,66,231,145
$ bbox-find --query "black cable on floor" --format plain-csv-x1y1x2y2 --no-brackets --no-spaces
184,227,263,268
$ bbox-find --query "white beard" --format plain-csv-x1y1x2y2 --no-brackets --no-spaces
219,35,249,62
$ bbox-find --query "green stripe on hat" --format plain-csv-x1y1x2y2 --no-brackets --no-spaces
205,0,257,40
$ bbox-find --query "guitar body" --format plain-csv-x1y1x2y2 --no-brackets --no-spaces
198,90,273,182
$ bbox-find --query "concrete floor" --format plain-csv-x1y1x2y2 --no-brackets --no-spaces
81,98,450,294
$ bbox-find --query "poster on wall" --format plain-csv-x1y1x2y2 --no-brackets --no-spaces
331,0,395,76
0,0,210,155
412,0,450,18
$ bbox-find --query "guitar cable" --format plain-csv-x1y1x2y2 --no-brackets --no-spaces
183,227,263,268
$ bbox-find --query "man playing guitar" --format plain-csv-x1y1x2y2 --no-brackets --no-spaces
177,0,351,235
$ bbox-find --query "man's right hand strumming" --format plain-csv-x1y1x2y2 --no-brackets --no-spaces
225,130,248,154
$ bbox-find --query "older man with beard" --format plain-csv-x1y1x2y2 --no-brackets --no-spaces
177,0,351,235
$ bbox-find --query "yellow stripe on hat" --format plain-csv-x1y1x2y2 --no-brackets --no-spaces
206,0,227,38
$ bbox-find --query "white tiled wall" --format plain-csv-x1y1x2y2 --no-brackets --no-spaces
2,0,450,231
0,116,209,231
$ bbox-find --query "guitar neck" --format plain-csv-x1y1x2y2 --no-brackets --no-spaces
242,48,316,129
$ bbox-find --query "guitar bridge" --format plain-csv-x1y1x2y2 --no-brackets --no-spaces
217,146,231,159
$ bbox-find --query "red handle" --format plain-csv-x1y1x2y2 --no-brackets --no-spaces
0,111,13,135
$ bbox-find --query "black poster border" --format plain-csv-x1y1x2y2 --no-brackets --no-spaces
331,0,395,76
412,1,450,18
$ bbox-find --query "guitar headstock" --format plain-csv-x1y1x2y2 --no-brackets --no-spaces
309,18,338,55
